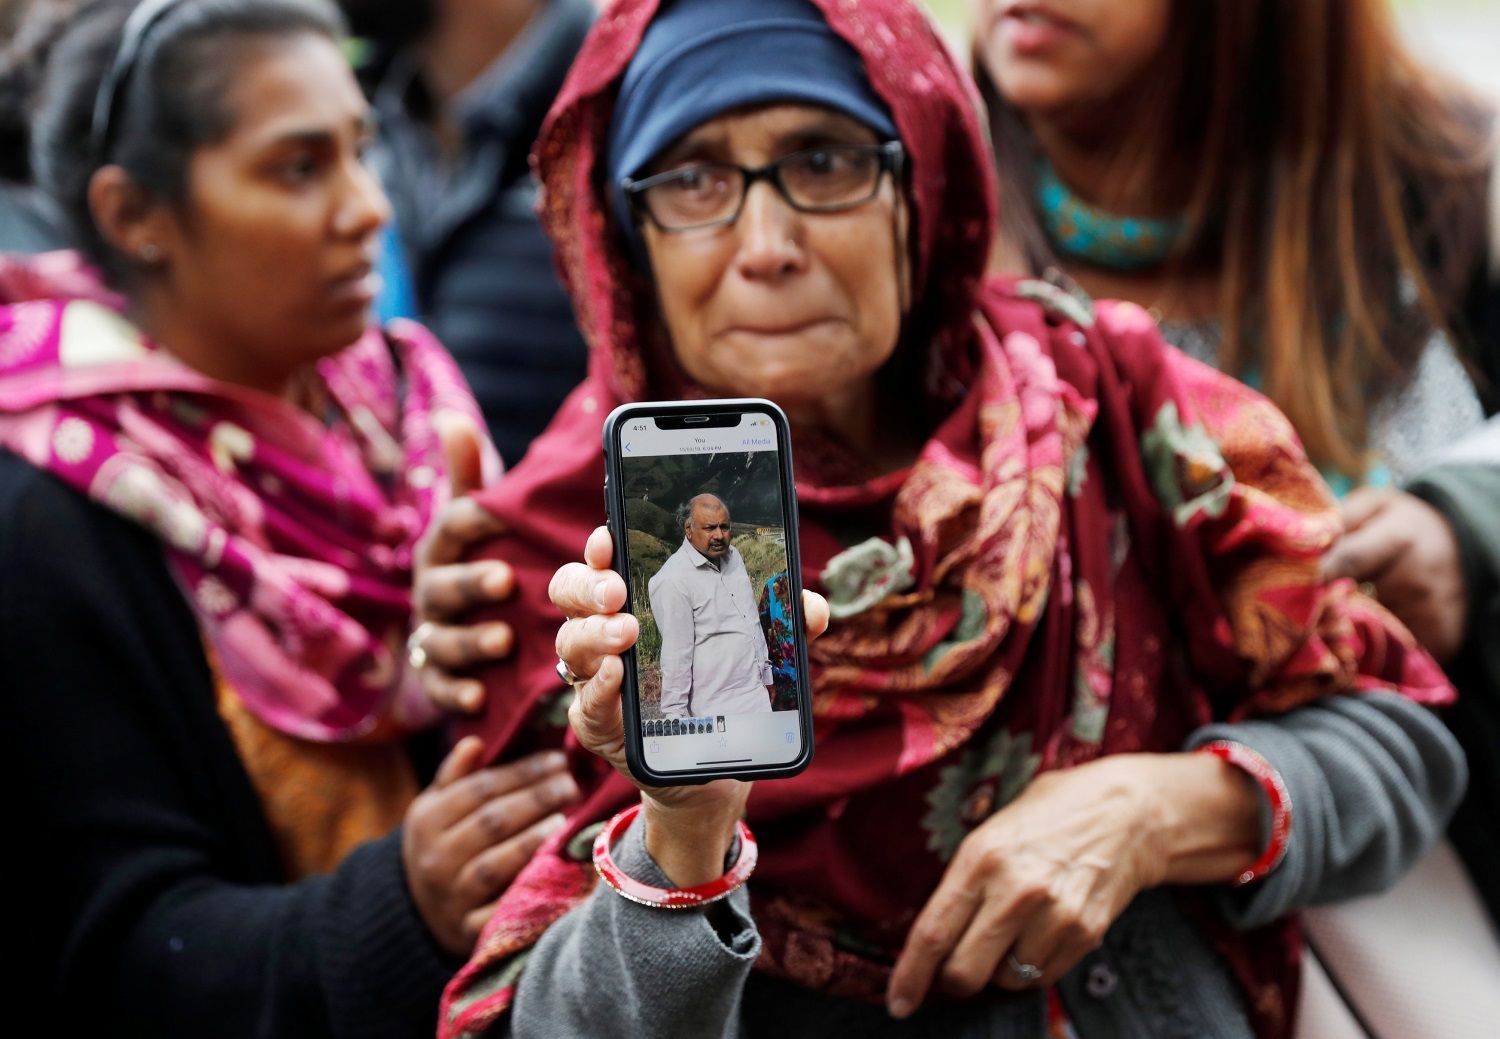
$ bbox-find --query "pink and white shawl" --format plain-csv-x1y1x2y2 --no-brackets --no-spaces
0,251,493,742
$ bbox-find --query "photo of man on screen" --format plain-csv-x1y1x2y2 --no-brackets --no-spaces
648,493,774,719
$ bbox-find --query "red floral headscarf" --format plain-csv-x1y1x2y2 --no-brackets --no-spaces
442,2,1451,1035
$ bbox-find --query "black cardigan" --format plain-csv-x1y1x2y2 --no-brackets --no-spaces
0,452,456,1037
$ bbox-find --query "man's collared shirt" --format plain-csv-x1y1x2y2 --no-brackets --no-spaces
648,539,773,719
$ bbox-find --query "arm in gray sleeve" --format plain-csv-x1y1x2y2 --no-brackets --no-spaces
653,577,695,718
1184,691,1467,929
507,817,759,1039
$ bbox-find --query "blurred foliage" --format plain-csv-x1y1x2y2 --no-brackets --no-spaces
735,534,790,592
625,497,678,544
627,528,669,675
620,450,782,527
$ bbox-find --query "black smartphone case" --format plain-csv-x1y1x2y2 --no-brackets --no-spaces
601,398,815,785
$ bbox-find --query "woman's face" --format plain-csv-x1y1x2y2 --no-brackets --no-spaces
148,32,389,384
972,0,1170,116
638,104,905,410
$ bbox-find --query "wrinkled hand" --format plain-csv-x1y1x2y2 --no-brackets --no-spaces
1321,488,1467,663
886,756,1172,1017
411,417,514,713
550,526,830,886
402,736,580,957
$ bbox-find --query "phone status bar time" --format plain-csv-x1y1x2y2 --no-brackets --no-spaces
619,416,779,457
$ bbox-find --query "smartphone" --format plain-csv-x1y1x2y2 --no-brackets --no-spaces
602,398,814,785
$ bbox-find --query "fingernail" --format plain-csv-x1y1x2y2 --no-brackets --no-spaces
605,617,626,640
483,567,511,596
540,750,567,772
549,774,578,800
888,998,913,1020
460,684,484,711
593,580,610,608
543,812,567,832
480,626,509,654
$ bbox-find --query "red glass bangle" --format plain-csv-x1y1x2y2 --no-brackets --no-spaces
592,802,758,910
1196,739,1292,886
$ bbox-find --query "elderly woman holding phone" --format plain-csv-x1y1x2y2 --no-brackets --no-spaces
419,1,1466,1035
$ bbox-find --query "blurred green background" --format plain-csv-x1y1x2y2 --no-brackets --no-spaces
923,0,965,34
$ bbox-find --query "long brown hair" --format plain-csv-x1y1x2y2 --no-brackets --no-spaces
978,0,1495,474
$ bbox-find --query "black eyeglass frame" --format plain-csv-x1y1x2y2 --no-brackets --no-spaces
90,0,186,166
621,140,906,232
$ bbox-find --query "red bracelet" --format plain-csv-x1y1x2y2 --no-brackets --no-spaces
592,802,758,910
1195,740,1292,886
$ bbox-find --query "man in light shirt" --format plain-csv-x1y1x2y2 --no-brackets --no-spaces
648,494,774,719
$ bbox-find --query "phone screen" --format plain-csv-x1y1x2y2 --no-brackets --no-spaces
613,406,807,776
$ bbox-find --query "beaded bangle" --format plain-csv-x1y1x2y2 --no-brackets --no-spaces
592,802,758,910
1195,740,1292,886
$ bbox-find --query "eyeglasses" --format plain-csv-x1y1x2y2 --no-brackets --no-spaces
622,141,905,232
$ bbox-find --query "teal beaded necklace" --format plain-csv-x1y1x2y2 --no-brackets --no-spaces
1034,159,1185,271
1037,163,1393,494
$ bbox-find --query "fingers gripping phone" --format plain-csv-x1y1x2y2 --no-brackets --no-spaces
603,399,814,785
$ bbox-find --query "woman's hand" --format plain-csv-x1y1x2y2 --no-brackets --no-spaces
411,419,515,713
550,525,830,887
886,752,1261,1017
1321,488,1468,664
402,736,581,957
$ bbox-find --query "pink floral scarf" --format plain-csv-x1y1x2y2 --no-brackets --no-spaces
0,251,490,742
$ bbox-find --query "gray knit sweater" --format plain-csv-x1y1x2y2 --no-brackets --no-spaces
503,691,1464,1038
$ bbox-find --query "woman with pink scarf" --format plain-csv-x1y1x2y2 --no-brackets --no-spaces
0,1,578,1034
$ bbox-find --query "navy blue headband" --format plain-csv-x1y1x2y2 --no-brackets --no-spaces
604,0,897,249
90,0,186,165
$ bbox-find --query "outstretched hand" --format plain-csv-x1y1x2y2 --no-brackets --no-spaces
550,525,829,886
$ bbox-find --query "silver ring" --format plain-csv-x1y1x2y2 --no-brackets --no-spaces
406,622,435,670
1006,954,1043,983
556,657,585,688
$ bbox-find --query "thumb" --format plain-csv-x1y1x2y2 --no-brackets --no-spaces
436,414,486,497
1321,514,1404,583
433,734,487,789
